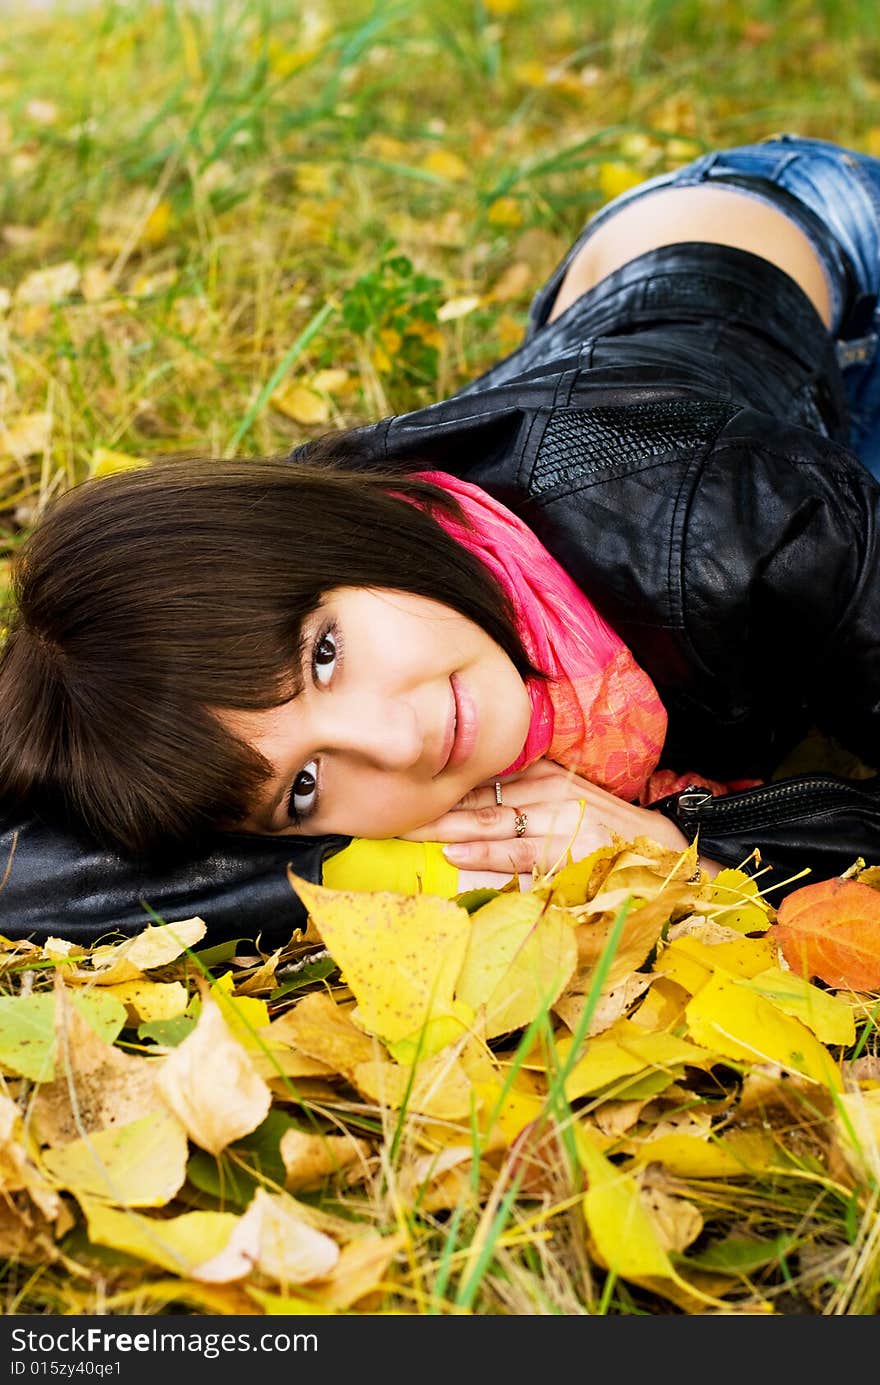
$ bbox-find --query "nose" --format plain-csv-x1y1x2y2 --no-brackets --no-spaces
318,691,424,770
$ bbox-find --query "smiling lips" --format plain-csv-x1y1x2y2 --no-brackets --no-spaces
437,673,478,776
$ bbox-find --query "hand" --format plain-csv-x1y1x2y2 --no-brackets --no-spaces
400,758,717,881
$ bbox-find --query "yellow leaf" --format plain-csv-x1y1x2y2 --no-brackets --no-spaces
544,843,618,907
89,447,148,478
421,149,470,181
195,1188,340,1285
454,891,577,1039
248,1230,406,1312
279,1128,372,1191
210,970,270,1052
576,1127,726,1311
267,991,377,1078
303,1230,407,1311
155,990,272,1154
472,1077,545,1150
41,1109,188,1207
742,967,855,1047
631,975,690,1030
0,1093,63,1223
29,984,168,1146
406,319,444,349
654,932,778,994
270,381,330,425
487,197,523,227
310,368,350,394
562,1020,717,1101
598,162,644,202
80,263,115,303
684,973,843,1089
15,261,80,305
99,979,188,1024
352,1050,474,1120
78,1196,243,1277
513,60,549,88
628,1129,781,1177
865,128,880,159
378,326,402,354
437,295,481,323
704,868,772,933
142,199,172,246
371,342,393,373
0,412,51,460
88,916,206,983
288,873,474,1055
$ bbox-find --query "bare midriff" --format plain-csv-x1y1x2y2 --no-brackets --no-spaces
547,183,834,330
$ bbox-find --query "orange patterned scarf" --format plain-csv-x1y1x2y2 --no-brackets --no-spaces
417,470,758,804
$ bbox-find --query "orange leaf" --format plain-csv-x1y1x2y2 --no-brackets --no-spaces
774,878,880,990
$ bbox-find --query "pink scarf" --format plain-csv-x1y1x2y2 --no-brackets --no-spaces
415,470,759,804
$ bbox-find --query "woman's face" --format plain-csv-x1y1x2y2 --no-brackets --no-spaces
219,587,532,839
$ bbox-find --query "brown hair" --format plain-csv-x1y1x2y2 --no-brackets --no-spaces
0,450,541,856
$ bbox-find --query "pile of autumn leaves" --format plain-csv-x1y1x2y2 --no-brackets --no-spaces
3,835,880,1315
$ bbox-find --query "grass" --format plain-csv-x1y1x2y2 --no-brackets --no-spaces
2,0,880,1320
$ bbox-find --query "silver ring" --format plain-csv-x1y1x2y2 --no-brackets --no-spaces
494,780,504,806
513,807,527,838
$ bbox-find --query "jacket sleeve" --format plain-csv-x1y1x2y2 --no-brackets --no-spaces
655,411,880,895
0,808,351,947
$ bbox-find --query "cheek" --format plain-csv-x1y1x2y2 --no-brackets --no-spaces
337,774,456,837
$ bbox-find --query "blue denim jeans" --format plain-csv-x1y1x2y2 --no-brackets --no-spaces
574,134,880,478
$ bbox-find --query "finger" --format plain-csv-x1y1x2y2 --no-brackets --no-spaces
403,800,585,845
401,802,530,842
441,837,542,875
455,778,591,811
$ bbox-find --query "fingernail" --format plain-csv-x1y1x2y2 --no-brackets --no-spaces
443,845,473,864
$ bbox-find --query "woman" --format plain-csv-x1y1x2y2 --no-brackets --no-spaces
2,133,880,946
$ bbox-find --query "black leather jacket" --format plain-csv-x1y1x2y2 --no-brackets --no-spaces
3,243,879,944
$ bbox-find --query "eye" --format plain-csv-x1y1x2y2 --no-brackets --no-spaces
289,760,319,819
312,626,337,686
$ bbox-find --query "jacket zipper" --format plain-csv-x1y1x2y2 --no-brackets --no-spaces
675,776,874,828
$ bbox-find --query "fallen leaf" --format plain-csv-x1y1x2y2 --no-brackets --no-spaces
87,916,206,984
155,990,272,1154
195,1187,340,1285
89,447,148,478
41,1109,188,1207
270,381,330,424
421,149,470,181
705,868,772,933
576,1127,726,1311
0,412,51,460
28,985,167,1145
684,974,843,1089
0,987,126,1083
774,877,880,990
279,1128,373,1191
352,1049,474,1120
268,991,377,1078
0,1092,62,1221
15,262,79,305
437,295,481,322
454,891,577,1040
288,873,474,1057
78,1197,243,1278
